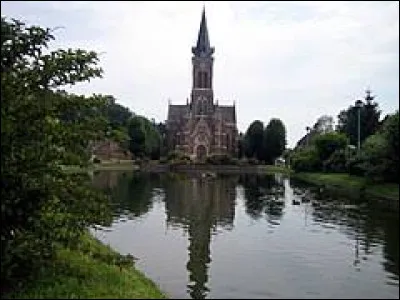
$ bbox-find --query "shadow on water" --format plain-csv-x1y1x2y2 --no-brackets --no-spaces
92,171,399,298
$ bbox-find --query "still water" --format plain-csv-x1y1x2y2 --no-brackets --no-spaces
91,171,398,299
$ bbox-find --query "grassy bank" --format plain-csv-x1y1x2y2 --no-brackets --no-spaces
292,172,399,202
62,161,293,174
62,160,139,173
6,232,166,299
259,165,293,175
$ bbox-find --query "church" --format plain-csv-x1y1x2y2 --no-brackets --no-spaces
166,8,238,160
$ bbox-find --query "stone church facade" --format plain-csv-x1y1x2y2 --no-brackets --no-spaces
166,8,238,160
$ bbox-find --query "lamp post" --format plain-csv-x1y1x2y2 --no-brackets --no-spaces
355,100,363,154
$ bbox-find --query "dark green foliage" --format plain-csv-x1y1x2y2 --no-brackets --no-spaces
244,120,264,160
127,116,161,159
1,16,111,291
237,132,245,159
291,147,321,172
262,118,287,164
381,111,399,180
205,154,238,165
243,119,287,163
313,132,348,162
167,150,185,161
101,96,132,130
349,111,399,182
322,149,347,173
337,91,381,146
128,116,147,157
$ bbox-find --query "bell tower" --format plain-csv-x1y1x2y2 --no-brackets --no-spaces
190,7,215,116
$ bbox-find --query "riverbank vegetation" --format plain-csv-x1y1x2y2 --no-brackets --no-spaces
292,172,399,201
289,90,399,194
1,16,164,298
6,232,166,299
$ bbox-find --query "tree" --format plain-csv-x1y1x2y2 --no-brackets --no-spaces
313,115,334,134
102,95,132,130
1,17,111,289
262,118,287,164
357,111,399,182
237,132,245,159
313,132,348,162
244,120,264,160
127,116,161,159
337,90,381,146
128,116,147,158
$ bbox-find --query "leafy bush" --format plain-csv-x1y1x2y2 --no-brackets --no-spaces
314,132,348,162
167,150,185,161
346,155,365,176
206,154,237,165
291,147,321,172
323,149,347,173
1,17,112,290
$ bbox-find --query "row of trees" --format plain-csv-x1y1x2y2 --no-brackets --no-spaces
239,118,287,164
291,90,399,183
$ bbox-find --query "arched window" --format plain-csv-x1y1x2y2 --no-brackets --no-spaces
197,72,202,88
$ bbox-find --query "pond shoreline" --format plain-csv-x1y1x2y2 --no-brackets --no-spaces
292,172,399,210
4,232,167,299
64,162,398,209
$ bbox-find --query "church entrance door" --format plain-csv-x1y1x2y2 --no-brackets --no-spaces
196,145,207,161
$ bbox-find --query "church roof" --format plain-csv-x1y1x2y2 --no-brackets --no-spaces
216,105,236,123
192,7,214,57
167,104,188,121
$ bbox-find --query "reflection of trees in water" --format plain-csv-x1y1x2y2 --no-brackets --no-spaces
92,171,163,219
290,178,399,280
239,174,286,225
163,175,238,299
381,211,399,282
93,172,399,293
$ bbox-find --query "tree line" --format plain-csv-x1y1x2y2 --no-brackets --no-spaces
290,90,399,183
238,118,287,164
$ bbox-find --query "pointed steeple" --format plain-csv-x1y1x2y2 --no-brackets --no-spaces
192,6,214,57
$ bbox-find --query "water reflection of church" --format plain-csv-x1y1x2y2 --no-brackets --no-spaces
163,176,238,299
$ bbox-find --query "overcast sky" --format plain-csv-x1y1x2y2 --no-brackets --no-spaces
2,1,399,147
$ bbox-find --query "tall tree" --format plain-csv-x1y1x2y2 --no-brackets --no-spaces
244,120,264,160
262,118,287,164
237,132,245,159
337,90,381,146
1,16,111,289
128,116,161,159
313,115,334,134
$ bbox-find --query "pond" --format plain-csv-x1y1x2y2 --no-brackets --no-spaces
91,171,399,299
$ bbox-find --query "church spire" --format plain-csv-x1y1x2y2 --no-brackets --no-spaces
192,6,214,57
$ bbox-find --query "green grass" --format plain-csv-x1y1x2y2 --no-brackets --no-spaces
367,183,399,200
61,161,139,173
293,172,366,188
7,233,167,299
261,165,293,175
293,172,399,202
